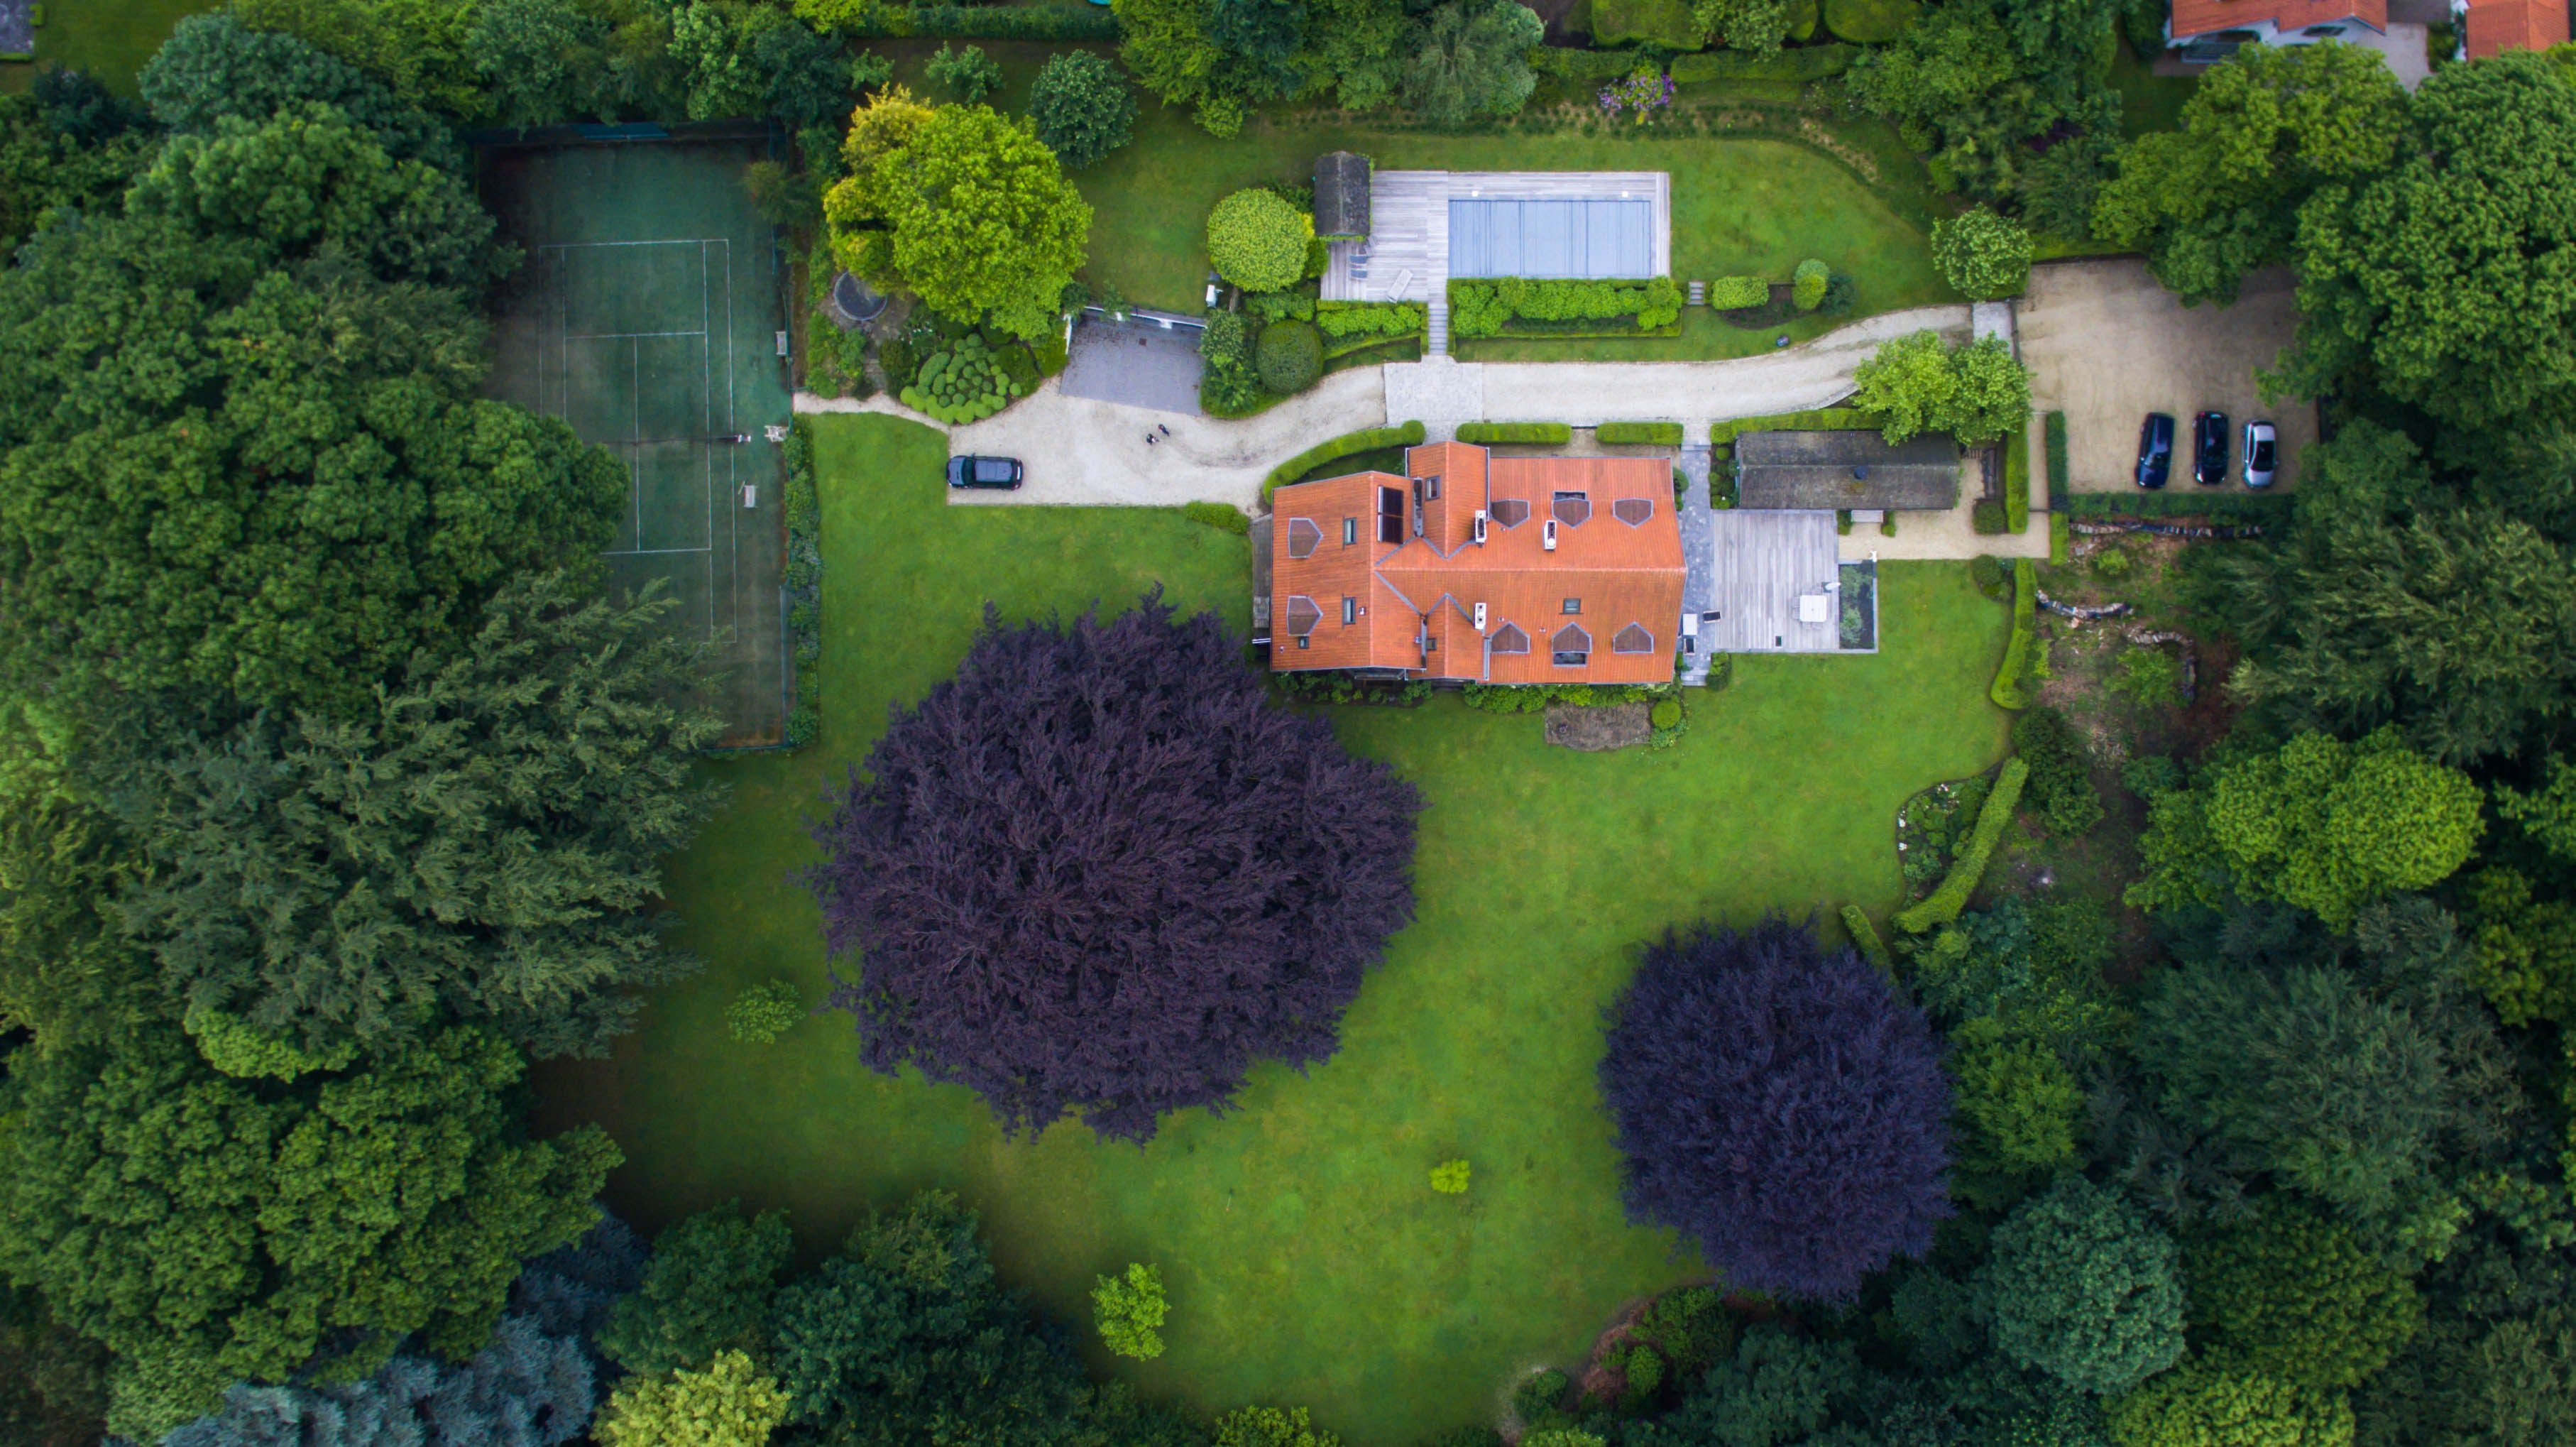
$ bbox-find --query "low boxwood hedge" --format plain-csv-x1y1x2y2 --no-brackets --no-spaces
1597,421,1684,446
1706,275,1770,310
1671,43,1858,83
1894,757,2027,933
1457,422,1573,444
1183,501,1251,535
1989,557,2038,710
1840,904,1891,976
1262,422,1427,505
2043,410,2068,501
1709,406,1874,445
2005,425,2030,533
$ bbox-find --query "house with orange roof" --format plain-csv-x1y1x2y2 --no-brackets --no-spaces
2457,0,2569,57
2165,1,2390,60
1265,442,1686,684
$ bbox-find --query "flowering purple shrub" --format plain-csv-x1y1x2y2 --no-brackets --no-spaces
1599,68,1675,121
807,592,1420,1142
1600,917,1953,1299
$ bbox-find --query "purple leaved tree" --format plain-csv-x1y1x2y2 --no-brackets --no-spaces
1600,917,1952,1300
807,593,1420,1142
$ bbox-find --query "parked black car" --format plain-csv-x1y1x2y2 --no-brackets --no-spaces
2135,413,2174,489
2193,411,2230,487
946,455,1024,489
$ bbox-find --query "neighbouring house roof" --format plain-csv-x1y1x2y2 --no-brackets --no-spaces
1268,444,1685,684
2168,0,2388,38
1733,430,1961,512
1314,153,1371,241
2465,0,2570,55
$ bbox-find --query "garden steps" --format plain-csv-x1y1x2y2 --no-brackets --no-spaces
1427,298,1449,356
1687,280,1706,307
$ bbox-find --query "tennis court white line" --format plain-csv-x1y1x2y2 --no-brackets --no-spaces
567,329,709,341
537,239,730,250
603,547,713,556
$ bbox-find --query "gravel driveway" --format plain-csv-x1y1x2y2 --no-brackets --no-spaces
2019,258,2315,494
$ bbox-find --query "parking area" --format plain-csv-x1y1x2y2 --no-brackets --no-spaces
1058,312,1207,415
2017,258,2316,494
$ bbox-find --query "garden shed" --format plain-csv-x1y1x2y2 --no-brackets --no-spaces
1733,430,1961,512
1315,152,1371,241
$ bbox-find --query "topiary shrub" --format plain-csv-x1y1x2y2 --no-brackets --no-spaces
1932,205,2034,300
1707,275,1770,310
897,334,1024,423
1254,319,1323,393
1971,498,2008,534
1792,258,1829,311
806,594,1422,1142
1601,917,1953,1300
1207,188,1313,294
1649,699,1681,729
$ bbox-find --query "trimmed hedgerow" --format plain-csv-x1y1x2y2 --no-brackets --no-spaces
1457,422,1573,444
1989,557,2038,710
1598,421,1685,447
1262,422,1427,504
1449,277,1685,337
2005,424,2030,533
1706,275,1770,310
783,420,823,748
1315,300,1426,338
1182,501,1251,535
2044,410,2068,500
1459,681,1670,712
1895,758,2028,933
1841,905,1891,977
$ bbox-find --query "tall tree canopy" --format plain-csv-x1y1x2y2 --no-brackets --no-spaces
2092,40,2408,306
0,103,624,711
109,572,723,1057
1980,1174,2188,1396
140,12,461,163
0,1022,615,1439
824,97,1092,339
1599,917,1952,1300
1846,0,2120,206
2282,52,2576,430
807,595,1420,1142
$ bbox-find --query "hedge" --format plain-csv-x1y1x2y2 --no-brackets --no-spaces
1315,300,1427,339
1263,422,1427,504
1183,501,1251,535
1706,275,1770,310
1989,557,2038,710
1458,422,1574,444
2043,410,2068,501
1589,0,1705,51
1971,498,2007,535
1841,904,1892,977
2005,424,2030,533
1709,406,1875,445
1528,46,1657,84
783,419,823,748
2062,491,2294,521
1597,421,1684,446
1894,758,2026,932
1671,43,1859,84
2049,511,2070,564
1450,276,1684,337
1825,0,1921,44
837,4,1123,40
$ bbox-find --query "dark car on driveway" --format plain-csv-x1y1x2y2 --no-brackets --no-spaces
2135,413,2174,489
2193,410,2230,487
947,455,1023,489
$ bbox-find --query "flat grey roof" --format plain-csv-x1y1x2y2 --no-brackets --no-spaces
1315,152,1370,239
1449,199,1655,280
1734,430,1960,510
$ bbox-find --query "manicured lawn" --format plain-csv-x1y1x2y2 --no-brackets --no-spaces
3,0,207,92
2111,39,2196,139
535,413,2011,1447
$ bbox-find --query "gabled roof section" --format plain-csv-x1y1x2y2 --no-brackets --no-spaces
1315,152,1371,241
2168,1,2386,38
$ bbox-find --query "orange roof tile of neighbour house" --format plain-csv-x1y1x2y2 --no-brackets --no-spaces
1268,443,1685,685
2168,0,2386,38
2464,0,2570,55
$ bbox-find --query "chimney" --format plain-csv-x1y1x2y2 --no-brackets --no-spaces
1472,601,1488,632
1543,518,1558,552
1472,509,1488,544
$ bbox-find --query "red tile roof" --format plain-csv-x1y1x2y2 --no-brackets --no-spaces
2465,0,2569,55
2168,1,2386,39
1269,444,1686,684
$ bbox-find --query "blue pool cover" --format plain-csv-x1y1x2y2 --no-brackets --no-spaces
1448,198,1654,278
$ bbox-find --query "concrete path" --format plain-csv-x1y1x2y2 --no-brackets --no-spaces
794,369,1386,510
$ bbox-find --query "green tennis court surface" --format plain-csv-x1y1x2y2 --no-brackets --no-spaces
483,138,792,746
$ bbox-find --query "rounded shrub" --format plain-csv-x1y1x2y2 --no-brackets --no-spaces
1026,51,1135,170
1207,189,1313,293
1793,259,1830,312
1707,275,1770,310
1254,320,1323,393
1650,699,1682,730
1932,206,2034,300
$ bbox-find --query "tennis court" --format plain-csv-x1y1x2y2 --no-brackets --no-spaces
483,133,793,746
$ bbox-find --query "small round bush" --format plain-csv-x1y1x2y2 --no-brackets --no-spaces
1932,206,2034,300
1207,189,1313,293
1254,320,1323,393
2093,545,2132,577
725,979,805,1044
1970,554,2006,598
1792,259,1830,312
1650,699,1682,730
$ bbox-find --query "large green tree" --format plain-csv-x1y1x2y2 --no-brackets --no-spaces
599,1202,794,1375
111,572,723,1058
2283,53,2576,428
1847,0,2120,204
0,104,624,712
825,99,1091,339
1980,1174,2188,1397
2108,1360,2355,1447
1853,331,2031,446
0,1022,615,1439
1404,1,1543,130
2188,1199,2423,1391
2092,40,2408,306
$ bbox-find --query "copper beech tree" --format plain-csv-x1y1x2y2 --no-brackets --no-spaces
808,594,1420,1142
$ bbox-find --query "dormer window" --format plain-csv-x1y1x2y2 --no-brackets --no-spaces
1284,596,1322,636
1341,596,1358,625
1342,518,1359,546
1562,598,1582,615
1613,498,1653,526
1551,623,1589,667
1613,623,1655,654
1287,519,1321,558
1552,491,1590,526
1489,498,1530,527
1491,623,1529,655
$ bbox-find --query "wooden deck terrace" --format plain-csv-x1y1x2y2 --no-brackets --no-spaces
1322,170,1673,303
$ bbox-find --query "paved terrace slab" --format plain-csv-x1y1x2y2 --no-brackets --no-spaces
1324,170,1672,305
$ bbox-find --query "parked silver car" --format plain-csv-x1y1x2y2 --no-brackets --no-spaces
2242,421,2278,488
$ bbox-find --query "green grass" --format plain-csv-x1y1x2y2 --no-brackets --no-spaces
2110,38,2196,140
4,0,207,92
536,413,2012,1447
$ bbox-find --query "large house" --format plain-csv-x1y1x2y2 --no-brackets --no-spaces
2166,1,2391,62
1266,442,1685,684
